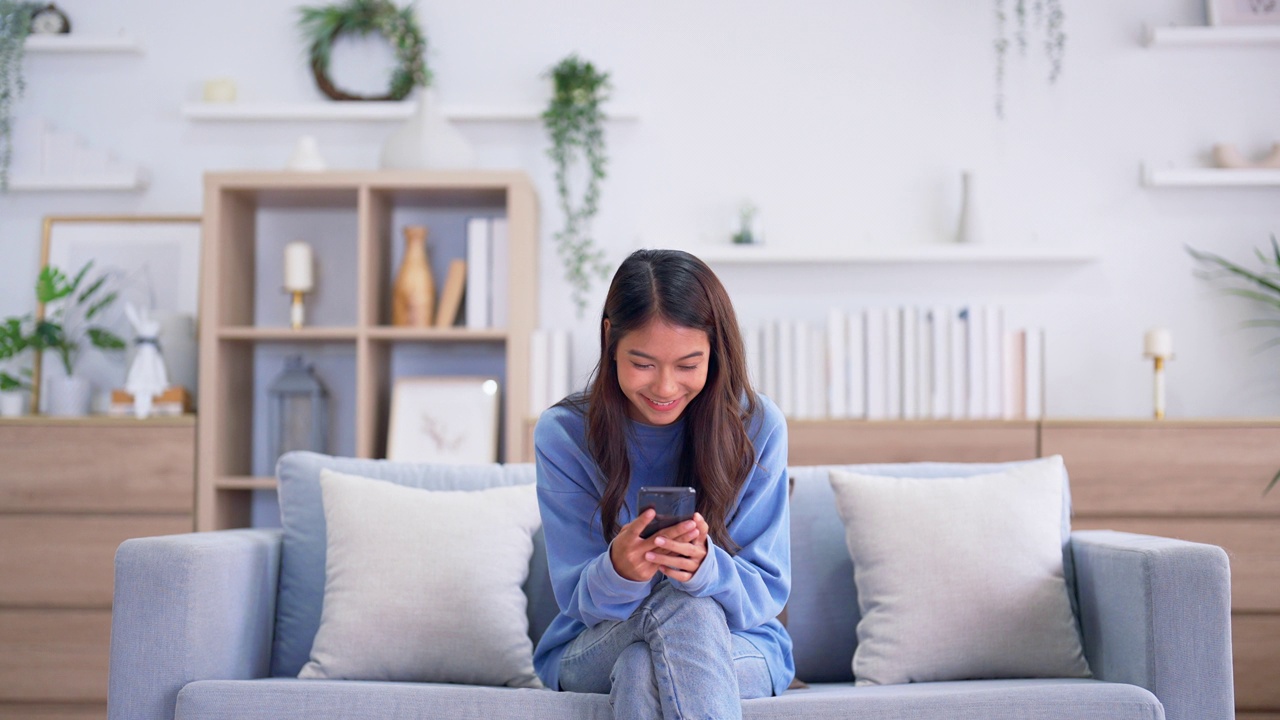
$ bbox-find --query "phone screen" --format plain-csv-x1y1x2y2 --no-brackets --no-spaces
638,486,697,539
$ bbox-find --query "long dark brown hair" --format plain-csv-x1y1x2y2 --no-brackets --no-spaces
562,249,759,554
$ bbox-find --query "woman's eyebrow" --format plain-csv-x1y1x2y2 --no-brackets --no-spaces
626,349,705,361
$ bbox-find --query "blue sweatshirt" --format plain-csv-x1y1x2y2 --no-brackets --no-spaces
532,393,794,696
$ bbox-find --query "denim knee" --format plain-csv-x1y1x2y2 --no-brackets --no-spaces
642,583,728,634
610,642,655,688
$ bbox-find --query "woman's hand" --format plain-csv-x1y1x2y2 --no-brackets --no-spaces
609,511,710,583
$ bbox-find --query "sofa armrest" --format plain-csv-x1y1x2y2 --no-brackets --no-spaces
108,529,282,720
1071,529,1234,720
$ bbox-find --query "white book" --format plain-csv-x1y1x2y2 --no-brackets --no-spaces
928,306,948,419
763,320,780,404
985,306,1004,419
948,307,965,419
965,306,983,419
548,329,572,406
791,321,808,419
826,309,848,419
901,307,918,421
1025,328,1045,419
846,311,866,419
1004,329,1026,420
465,218,491,330
886,308,902,420
489,218,509,329
864,308,887,420
776,319,793,417
529,329,550,416
743,323,762,393
810,324,827,420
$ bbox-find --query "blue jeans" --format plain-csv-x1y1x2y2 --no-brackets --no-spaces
558,581,773,720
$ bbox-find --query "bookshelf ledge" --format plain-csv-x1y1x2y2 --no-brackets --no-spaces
24,34,142,53
1143,166,1280,188
181,102,641,123
1145,24,1280,47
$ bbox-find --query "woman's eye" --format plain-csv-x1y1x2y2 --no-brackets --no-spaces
678,365,699,371
631,362,653,370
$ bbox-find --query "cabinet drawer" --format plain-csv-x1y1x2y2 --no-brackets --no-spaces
788,420,1038,466
0,609,110,702
0,703,105,719
0,515,192,607
1073,517,1280,613
0,423,194,513
1042,424,1280,517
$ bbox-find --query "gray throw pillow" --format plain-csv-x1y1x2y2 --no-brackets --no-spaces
299,468,543,687
828,455,1090,686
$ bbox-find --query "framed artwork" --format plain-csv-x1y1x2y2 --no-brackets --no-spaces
35,215,202,412
1207,0,1280,25
387,376,501,464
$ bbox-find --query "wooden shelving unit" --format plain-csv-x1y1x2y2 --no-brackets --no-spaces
197,170,538,530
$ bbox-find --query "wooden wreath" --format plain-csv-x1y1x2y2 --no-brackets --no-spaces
298,0,430,102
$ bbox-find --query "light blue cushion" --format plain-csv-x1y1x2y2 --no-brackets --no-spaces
786,458,1075,684
270,452,548,678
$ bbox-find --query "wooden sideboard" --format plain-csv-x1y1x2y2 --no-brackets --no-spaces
0,416,196,719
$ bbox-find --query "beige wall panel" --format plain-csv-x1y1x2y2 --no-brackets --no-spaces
1235,614,1280,711
0,423,194,513
0,515,191,607
0,610,110,702
788,421,1039,466
1042,424,1280,517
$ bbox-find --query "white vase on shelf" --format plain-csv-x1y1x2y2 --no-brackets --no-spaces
0,390,28,417
46,375,92,416
956,170,984,245
379,90,476,170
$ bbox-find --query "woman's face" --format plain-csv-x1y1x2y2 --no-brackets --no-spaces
613,319,711,426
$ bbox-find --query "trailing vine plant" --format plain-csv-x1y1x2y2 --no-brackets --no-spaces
0,0,38,191
993,0,1066,118
542,55,611,316
298,0,429,101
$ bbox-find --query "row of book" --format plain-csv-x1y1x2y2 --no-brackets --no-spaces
528,329,575,416
743,306,1045,421
462,217,509,330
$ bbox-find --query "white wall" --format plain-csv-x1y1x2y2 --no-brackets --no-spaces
1,0,1277,418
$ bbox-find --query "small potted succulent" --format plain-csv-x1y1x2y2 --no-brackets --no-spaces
31,262,125,415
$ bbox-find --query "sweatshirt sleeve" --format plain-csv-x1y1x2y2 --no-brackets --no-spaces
535,410,657,628
671,397,790,631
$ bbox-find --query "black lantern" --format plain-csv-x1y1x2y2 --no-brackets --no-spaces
267,355,329,464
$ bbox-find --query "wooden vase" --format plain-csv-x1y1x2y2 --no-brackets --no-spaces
392,225,435,326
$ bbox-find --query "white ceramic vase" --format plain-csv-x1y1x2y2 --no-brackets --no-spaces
0,390,28,417
380,90,476,170
46,376,92,417
956,170,984,245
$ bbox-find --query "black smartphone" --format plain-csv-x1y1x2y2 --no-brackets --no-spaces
638,486,697,539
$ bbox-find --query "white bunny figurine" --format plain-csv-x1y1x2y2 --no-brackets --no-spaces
124,303,169,419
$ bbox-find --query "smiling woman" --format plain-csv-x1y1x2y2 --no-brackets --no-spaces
531,248,795,717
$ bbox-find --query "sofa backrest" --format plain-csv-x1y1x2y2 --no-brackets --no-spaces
270,452,556,678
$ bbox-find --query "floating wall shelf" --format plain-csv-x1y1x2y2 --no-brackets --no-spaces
1145,24,1280,47
1143,166,1280,187
181,101,640,123
5,173,147,192
24,34,141,53
691,244,1098,265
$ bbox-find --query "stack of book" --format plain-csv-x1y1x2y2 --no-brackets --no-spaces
742,305,1045,421
527,329,574,415
462,217,510,330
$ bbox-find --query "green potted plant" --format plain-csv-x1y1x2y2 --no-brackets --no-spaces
31,261,125,415
1187,236,1280,493
0,314,34,415
543,54,611,316
0,0,40,190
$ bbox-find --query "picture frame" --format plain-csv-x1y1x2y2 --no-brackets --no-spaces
34,215,203,413
1207,0,1280,26
386,376,501,464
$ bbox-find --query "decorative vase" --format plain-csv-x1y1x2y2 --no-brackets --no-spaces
392,225,435,326
379,90,476,170
0,390,28,417
46,376,92,417
956,170,984,245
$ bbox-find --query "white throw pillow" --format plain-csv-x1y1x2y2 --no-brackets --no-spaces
828,455,1090,686
299,468,543,687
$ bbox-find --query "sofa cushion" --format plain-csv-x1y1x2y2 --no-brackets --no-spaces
174,678,1161,720
786,458,1076,684
271,452,553,678
828,455,1090,685
298,469,541,686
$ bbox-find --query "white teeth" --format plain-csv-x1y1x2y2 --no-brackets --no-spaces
649,398,676,407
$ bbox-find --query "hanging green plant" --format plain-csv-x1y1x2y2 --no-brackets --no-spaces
0,0,39,191
543,54,611,316
993,0,1066,118
298,0,429,102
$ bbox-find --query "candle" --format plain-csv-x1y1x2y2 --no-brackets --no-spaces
284,242,314,292
1144,328,1172,358
202,78,238,104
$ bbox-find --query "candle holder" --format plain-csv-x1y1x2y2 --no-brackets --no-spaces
1143,328,1174,420
284,241,314,329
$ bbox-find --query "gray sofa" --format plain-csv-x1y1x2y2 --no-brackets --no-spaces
108,453,1235,720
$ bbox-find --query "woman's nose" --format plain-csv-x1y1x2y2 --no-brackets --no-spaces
655,368,677,396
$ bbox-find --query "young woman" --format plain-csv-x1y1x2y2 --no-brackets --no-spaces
532,249,793,719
